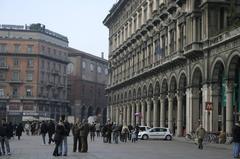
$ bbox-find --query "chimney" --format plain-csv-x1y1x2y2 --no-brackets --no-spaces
101,52,104,59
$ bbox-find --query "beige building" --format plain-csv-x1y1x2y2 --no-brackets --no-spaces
0,24,69,123
104,0,240,136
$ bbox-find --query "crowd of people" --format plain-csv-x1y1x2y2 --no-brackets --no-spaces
1,116,240,158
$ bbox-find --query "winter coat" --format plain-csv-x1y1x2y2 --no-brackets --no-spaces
196,127,206,139
16,124,24,136
40,122,48,134
54,122,65,142
0,124,7,137
72,123,80,136
63,121,71,136
79,122,89,137
232,124,240,143
47,121,55,134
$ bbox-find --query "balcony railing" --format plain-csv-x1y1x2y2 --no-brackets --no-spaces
0,64,8,70
184,42,203,58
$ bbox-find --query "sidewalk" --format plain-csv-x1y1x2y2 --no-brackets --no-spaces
174,137,232,150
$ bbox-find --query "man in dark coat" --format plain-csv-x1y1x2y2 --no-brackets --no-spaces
72,118,81,152
53,120,65,156
59,115,71,156
79,119,89,152
0,119,11,155
232,122,240,158
16,123,24,140
47,120,55,144
40,121,48,145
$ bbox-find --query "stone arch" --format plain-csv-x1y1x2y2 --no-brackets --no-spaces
161,78,168,94
178,72,187,90
148,83,154,97
137,87,141,99
169,75,177,93
133,88,136,100
154,81,160,96
227,51,240,80
143,85,148,98
211,57,226,82
128,89,132,101
191,66,203,87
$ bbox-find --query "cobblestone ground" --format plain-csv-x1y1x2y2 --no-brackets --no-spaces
1,135,233,159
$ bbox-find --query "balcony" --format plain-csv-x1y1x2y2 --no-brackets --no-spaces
167,2,177,14
0,64,8,70
9,80,23,84
184,42,203,59
176,0,186,7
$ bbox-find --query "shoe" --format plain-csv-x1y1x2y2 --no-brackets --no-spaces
63,154,67,156
7,153,11,156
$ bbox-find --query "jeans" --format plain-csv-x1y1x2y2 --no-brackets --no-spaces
42,134,46,144
73,136,81,152
59,136,68,155
233,142,240,158
113,132,119,144
1,137,10,154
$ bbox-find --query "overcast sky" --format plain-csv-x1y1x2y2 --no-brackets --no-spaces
0,0,117,59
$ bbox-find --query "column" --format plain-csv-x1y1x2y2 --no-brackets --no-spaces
168,94,174,132
177,93,183,136
146,98,151,127
226,81,233,136
141,6,145,25
107,105,110,121
153,0,158,11
127,104,131,125
123,105,126,125
147,0,151,20
186,87,192,134
131,103,136,126
153,97,159,127
141,100,145,125
136,11,139,30
136,101,140,125
128,21,131,37
116,106,119,124
119,106,123,125
110,105,113,122
160,96,165,127
132,16,135,34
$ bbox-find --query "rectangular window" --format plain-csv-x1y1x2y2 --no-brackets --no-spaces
12,71,20,81
41,72,44,82
41,60,45,69
0,88,4,96
0,71,6,81
26,72,33,81
27,45,33,53
41,46,45,53
13,58,19,67
27,59,34,67
48,47,51,54
14,44,20,53
0,57,6,67
12,87,18,97
0,44,7,52
26,88,32,96
82,61,86,69
90,64,94,71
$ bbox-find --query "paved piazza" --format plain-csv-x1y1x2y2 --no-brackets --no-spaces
1,135,232,159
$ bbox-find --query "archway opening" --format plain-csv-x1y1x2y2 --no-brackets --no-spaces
179,73,187,136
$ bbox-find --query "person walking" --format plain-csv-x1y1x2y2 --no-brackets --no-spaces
59,115,71,156
16,123,24,140
47,120,55,144
112,125,120,144
121,125,130,143
53,120,65,157
79,119,89,152
89,123,96,142
196,124,206,150
24,121,31,136
72,118,81,152
106,122,112,143
232,122,240,158
95,122,101,137
40,121,48,145
0,119,11,155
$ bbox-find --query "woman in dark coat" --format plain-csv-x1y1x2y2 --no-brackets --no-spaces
53,120,65,156
16,123,24,140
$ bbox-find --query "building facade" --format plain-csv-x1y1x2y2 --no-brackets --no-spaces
68,48,108,124
0,24,69,123
104,0,240,136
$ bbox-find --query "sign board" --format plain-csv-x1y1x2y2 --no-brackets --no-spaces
205,102,213,111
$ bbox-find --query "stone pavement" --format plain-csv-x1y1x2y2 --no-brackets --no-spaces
0,134,233,159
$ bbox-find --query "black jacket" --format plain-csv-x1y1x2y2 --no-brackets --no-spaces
232,124,240,143
0,124,7,137
40,122,48,134
48,121,55,134
54,123,65,142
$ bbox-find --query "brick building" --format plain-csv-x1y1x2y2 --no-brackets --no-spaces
68,48,108,124
0,24,69,123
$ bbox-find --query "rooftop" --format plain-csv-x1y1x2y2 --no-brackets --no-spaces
0,23,68,42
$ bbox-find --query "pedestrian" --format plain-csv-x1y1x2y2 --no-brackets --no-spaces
79,119,89,152
72,118,81,152
47,120,55,144
89,123,96,142
95,122,101,137
16,123,24,140
24,121,30,136
196,124,206,150
53,120,65,157
128,124,133,140
0,119,11,155
106,122,112,143
112,125,120,144
121,125,130,143
232,122,240,158
40,121,48,145
59,115,71,156
135,124,140,141
218,130,226,144
131,130,137,143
